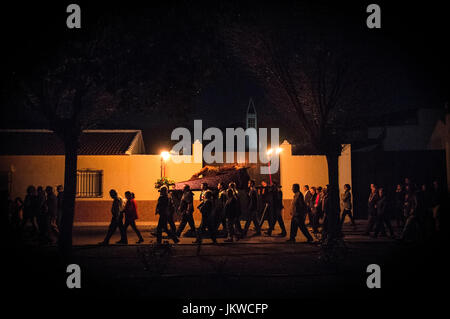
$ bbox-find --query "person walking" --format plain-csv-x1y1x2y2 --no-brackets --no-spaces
36,186,49,243
267,182,287,237
155,186,179,244
176,185,199,241
364,184,379,236
259,181,274,236
122,191,144,244
287,184,314,243
394,184,405,227
401,187,419,241
243,180,262,237
45,186,59,240
99,189,126,245
321,185,341,242
224,189,239,243
21,186,38,232
10,197,23,231
229,182,243,237
340,184,355,227
214,182,228,237
373,187,395,238
194,190,217,244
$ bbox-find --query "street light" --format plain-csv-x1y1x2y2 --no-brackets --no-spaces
266,147,282,185
160,151,170,178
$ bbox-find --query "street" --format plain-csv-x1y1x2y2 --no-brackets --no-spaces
6,220,447,301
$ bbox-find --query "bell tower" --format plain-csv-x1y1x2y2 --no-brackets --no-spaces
246,97,258,151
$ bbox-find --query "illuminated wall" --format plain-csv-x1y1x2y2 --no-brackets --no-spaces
279,141,329,199
0,143,202,224
279,141,352,199
0,141,353,224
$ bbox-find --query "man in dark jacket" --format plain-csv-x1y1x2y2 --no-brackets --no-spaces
373,187,395,238
176,185,199,240
45,186,59,240
214,182,228,237
224,189,239,242
394,184,405,227
243,180,261,237
340,184,355,227
36,186,49,243
22,185,38,232
260,181,274,236
287,184,314,243
155,186,179,244
99,189,126,245
267,182,287,237
228,182,243,236
401,188,419,241
194,190,217,244
364,184,379,236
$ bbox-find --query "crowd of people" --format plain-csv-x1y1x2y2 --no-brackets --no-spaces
97,180,342,246
364,178,446,242
98,190,145,245
5,177,446,246
5,185,63,244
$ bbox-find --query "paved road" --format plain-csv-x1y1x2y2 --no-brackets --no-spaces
67,221,405,298
8,221,446,300
71,220,393,246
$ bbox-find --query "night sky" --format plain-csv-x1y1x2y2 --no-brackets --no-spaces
0,1,448,149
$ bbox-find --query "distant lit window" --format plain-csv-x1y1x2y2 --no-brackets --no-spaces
76,169,103,198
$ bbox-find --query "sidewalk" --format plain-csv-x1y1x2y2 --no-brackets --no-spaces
72,220,396,246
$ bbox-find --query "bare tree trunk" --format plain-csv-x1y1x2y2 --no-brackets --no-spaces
326,152,340,238
58,139,78,257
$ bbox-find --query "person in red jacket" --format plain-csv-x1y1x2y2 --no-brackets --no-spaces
121,191,144,244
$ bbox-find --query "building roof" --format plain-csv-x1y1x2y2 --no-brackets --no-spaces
0,129,145,155
247,97,256,115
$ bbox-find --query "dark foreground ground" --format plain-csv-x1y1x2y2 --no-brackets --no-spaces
4,220,449,307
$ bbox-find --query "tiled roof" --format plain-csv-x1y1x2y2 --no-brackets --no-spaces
0,130,141,155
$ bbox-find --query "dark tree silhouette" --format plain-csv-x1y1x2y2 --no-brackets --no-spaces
20,13,221,255
222,9,381,239
22,25,123,255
